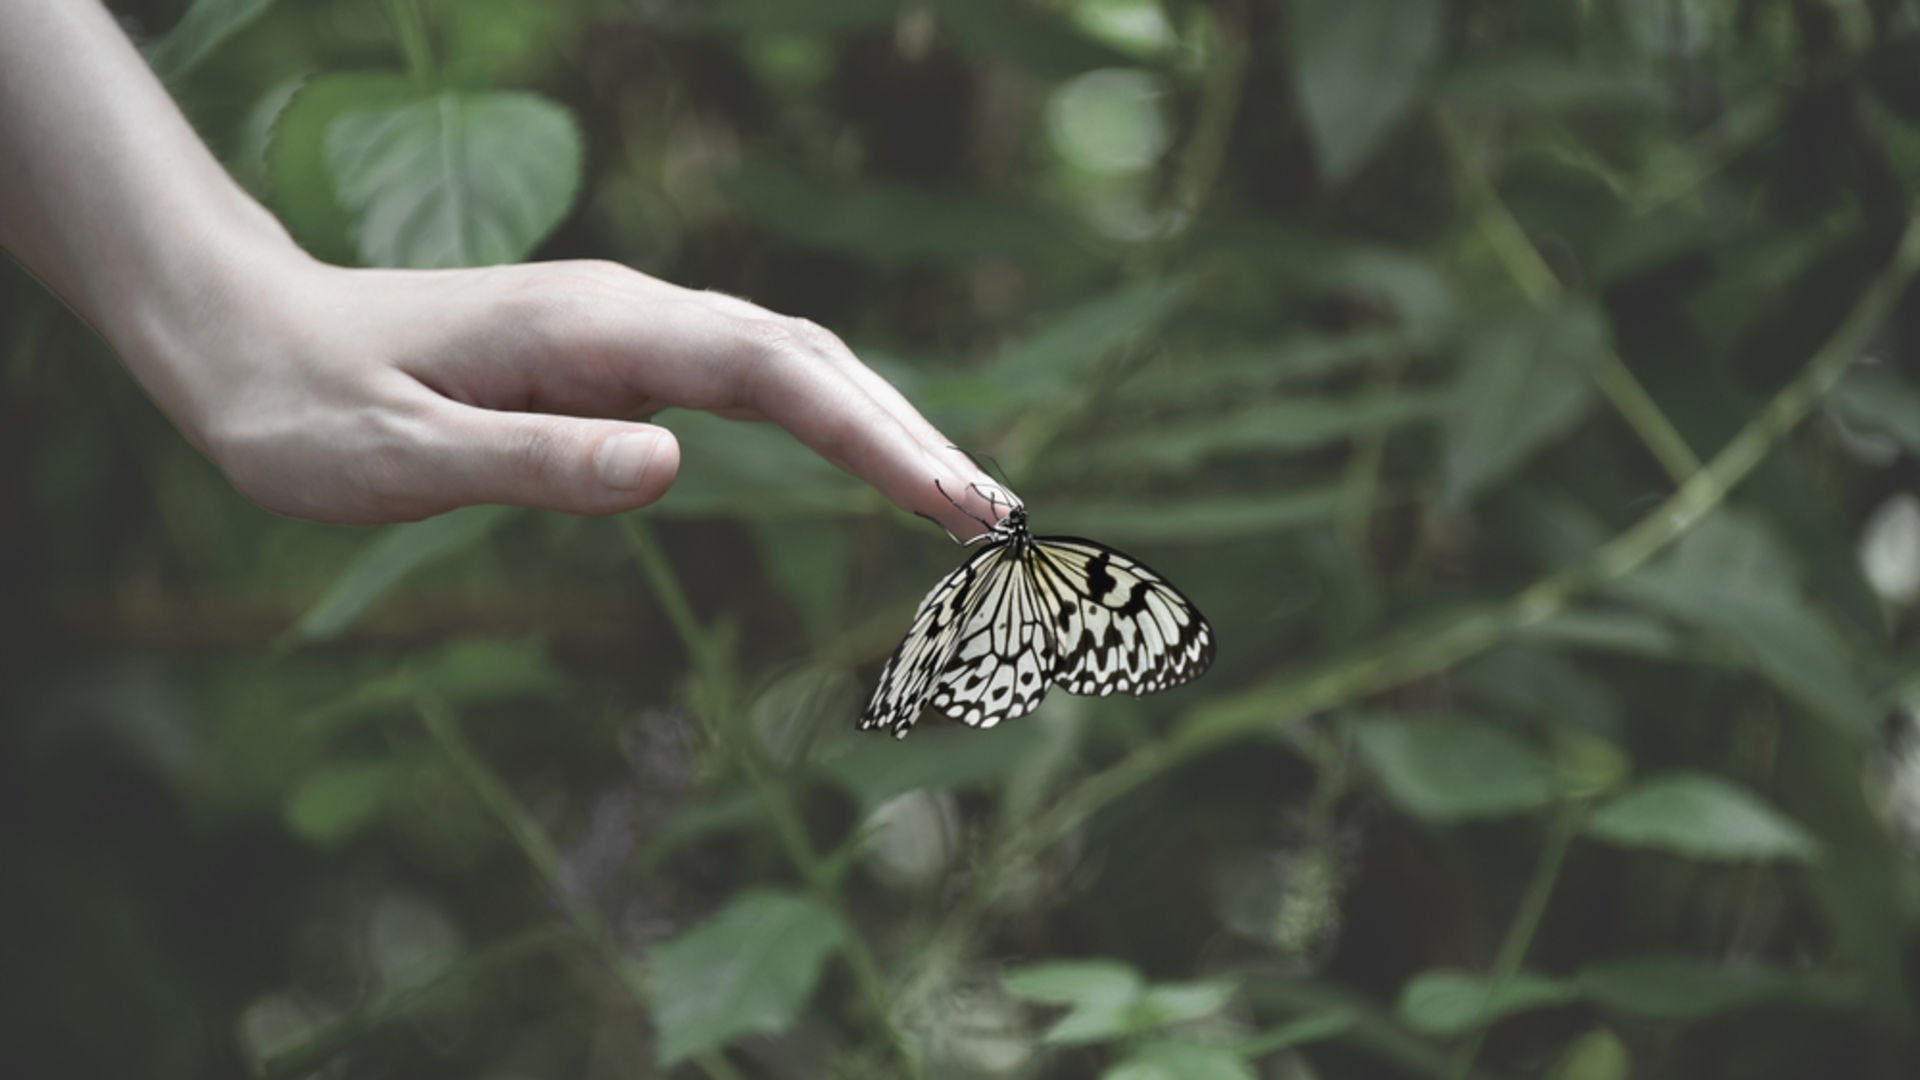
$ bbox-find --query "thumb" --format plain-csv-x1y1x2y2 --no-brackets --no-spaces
432,404,681,515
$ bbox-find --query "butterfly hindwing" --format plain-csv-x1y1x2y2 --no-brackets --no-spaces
1028,537,1214,697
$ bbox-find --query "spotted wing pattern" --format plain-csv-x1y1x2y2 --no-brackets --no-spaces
927,551,1058,729
1027,537,1215,697
858,541,1008,737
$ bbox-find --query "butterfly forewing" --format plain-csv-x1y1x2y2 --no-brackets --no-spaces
858,541,1009,737
1029,537,1215,696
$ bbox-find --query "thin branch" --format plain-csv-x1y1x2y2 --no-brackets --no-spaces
1438,111,1706,487
1446,804,1582,1080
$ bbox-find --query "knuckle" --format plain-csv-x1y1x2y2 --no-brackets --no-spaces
792,317,848,356
732,315,814,407
505,261,634,338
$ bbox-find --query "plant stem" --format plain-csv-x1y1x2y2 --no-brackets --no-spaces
618,516,926,1079
1446,805,1582,1080
384,0,435,84
916,198,1920,993
414,696,740,1080
1438,111,1704,486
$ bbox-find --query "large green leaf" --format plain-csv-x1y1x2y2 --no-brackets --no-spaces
1004,959,1144,1045
1397,970,1579,1036
1350,714,1559,823
1828,366,1920,456
1442,301,1606,502
326,91,583,268
142,0,276,83
289,506,515,644
646,891,844,1065
1586,774,1819,863
1290,0,1445,182
1613,510,1875,731
1575,957,1800,1020
268,73,419,263
1105,1042,1256,1080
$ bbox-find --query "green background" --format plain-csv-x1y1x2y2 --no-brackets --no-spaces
6,0,1920,1077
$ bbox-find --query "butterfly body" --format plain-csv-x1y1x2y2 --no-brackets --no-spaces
861,501,1214,738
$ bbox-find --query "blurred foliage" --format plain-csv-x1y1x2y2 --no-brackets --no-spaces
10,0,1920,1078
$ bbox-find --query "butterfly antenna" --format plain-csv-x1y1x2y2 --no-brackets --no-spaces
944,444,1023,508
936,476,998,534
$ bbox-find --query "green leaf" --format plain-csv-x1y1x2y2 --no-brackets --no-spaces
1056,392,1446,475
1443,301,1606,502
1003,960,1143,1006
1517,608,1689,660
646,891,844,1065
1114,329,1420,405
1549,1029,1631,1080
1350,714,1559,823
1458,645,1622,736
411,639,565,705
290,506,514,643
1614,510,1875,731
268,73,419,263
1221,229,1458,343
1044,488,1351,543
1106,1042,1256,1080
1290,0,1444,182
1828,366,1920,455
988,278,1192,395
819,723,1051,812
1587,774,1819,863
142,0,276,83
1004,960,1144,1045
284,759,399,846
1443,56,1663,114
1575,957,1797,1020
930,0,1136,79
1135,979,1240,1027
1396,970,1579,1036
326,91,582,268
723,166,1080,265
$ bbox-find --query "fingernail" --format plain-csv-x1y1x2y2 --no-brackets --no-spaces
595,433,660,490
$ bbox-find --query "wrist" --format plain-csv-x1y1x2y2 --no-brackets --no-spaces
105,203,321,452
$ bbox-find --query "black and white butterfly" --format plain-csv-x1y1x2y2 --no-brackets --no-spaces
860,482,1215,738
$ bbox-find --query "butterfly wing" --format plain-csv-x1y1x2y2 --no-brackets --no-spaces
859,541,1010,738
1028,536,1214,696
928,547,1059,728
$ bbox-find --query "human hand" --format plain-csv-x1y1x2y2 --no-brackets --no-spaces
0,0,999,536
123,251,1002,533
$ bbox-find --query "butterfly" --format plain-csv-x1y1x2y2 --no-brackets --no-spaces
860,481,1215,738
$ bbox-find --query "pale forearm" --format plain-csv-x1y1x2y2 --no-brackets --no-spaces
0,0,302,433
